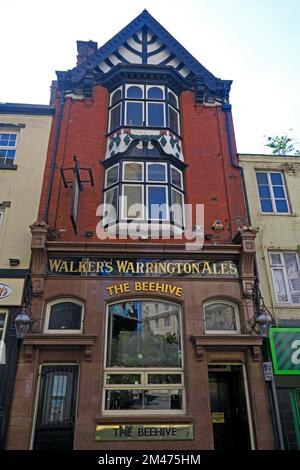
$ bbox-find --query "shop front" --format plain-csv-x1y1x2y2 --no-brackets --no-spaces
6,225,275,450
269,328,300,449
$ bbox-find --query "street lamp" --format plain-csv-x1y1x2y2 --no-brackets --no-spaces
13,305,32,339
252,279,274,335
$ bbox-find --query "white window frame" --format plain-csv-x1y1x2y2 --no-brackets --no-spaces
108,103,122,133
170,165,183,189
146,184,169,221
103,299,185,415
171,187,185,227
125,84,144,98
110,86,122,107
168,105,180,134
44,298,84,334
269,251,300,305
204,300,241,335
146,162,167,183
125,100,144,127
256,171,290,214
167,89,179,108
103,186,118,225
146,85,165,100
105,163,119,188
0,309,8,341
122,161,144,182
0,131,18,166
121,184,144,220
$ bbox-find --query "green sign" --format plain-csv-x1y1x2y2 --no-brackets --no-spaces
95,423,193,441
269,328,300,375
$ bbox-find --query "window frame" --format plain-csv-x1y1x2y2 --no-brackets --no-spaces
121,184,145,220
103,299,185,415
0,309,8,341
256,171,290,214
108,84,181,136
44,299,84,334
269,251,300,305
203,300,241,335
0,131,19,167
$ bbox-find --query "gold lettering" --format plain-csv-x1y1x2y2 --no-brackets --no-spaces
96,261,104,273
202,261,212,274
191,263,200,274
116,260,129,273
229,263,238,275
175,287,183,297
135,282,142,291
60,261,69,272
78,261,88,273
220,263,229,275
136,262,145,274
145,263,154,274
49,259,62,272
87,262,96,273
106,286,115,296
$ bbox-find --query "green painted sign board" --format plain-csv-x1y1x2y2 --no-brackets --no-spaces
269,328,300,375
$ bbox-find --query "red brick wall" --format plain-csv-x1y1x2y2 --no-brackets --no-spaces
38,86,246,244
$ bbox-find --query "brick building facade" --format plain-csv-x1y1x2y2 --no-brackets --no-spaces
7,11,274,449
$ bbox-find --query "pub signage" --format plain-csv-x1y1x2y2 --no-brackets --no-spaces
0,283,12,300
95,423,193,441
269,328,300,375
48,257,238,278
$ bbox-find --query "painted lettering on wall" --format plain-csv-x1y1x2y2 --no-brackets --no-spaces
48,257,238,278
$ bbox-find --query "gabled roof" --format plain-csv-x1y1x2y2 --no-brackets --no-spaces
62,10,231,98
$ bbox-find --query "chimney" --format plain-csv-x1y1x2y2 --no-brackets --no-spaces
76,40,98,66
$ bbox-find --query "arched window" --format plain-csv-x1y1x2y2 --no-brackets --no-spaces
44,299,84,334
204,301,240,334
104,300,184,413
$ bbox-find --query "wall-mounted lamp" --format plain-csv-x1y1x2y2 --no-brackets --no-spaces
13,305,34,339
252,279,274,337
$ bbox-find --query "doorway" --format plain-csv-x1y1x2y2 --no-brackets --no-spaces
208,364,252,450
33,365,79,450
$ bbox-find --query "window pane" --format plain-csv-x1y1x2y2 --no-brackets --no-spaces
106,301,182,367
273,269,288,302
147,163,166,182
144,389,182,410
111,89,122,106
147,87,163,99
148,186,167,219
126,102,143,126
260,199,273,212
169,106,179,134
275,199,289,213
258,185,271,198
205,303,237,332
48,302,82,330
105,390,143,410
123,185,143,219
270,173,283,185
147,103,164,127
284,253,300,303
168,91,177,108
106,165,119,187
256,173,268,184
171,189,184,226
273,186,285,198
270,253,282,265
110,104,121,131
148,374,182,385
123,162,143,181
106,374,141,385
127,86,143,99
171,167,182,189
104,187,118,224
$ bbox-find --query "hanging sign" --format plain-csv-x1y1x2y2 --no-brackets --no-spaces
269,328,300,375
0,283,12,300
0,279,25,306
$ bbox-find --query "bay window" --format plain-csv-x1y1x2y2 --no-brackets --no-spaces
108,84,180,135
103,159,185,228
104,300,184,413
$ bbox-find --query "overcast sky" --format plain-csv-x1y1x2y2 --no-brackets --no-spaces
1,0,299,154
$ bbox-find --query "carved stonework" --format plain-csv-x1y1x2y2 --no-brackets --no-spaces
191,336,206,362
281,162,297,175
251,346,261,362
234,226,258,298
30,221,52,296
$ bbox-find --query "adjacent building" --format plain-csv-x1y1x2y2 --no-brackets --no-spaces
239,153,300,449
0,103,54,448
6,11,275,450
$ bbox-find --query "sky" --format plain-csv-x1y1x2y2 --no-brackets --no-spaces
1,0,300,154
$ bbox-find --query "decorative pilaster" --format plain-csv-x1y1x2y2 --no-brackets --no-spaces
30,221,52,296
234,226,258,298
